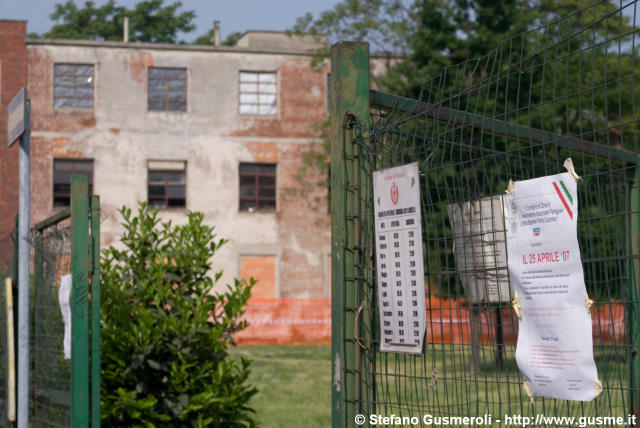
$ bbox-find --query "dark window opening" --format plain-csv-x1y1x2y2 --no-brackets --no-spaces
239,163,276,211
53,159,93,207
148,167,186,209
148,67,187,111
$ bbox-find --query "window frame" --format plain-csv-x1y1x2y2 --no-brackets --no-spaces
147,66,188,112
238,70,278,116
147,161,187,210
238,162,277,212
53,63,95,110
52,158,94,208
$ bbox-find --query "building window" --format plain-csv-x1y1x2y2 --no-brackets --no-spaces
147,67,187,111
147,161,186,209
239,163,276,211
238,71,277,115
53,64,94,108
53,159,93,207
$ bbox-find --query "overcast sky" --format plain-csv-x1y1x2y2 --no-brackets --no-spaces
2,0,341,41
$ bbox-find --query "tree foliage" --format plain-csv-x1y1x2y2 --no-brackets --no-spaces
293,0,631,96
293,0,638,299
292,0,415,55
101,204,256,426
192,30,243,47
44,0,196,43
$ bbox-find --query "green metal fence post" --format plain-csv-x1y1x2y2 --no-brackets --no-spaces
71,175,90,427
330,41,370,428
90,195,101,427
631,166,640,421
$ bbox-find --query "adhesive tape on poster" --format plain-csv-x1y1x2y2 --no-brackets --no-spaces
585,295,594,313
594,380,603,398
512,292,522,319
563,158,581,182
505,180,515,194
523,381,535,403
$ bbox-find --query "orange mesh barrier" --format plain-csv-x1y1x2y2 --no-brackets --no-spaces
234,298,331,345
234,297,626,346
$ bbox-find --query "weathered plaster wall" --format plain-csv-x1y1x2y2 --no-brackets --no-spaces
26,42,331,297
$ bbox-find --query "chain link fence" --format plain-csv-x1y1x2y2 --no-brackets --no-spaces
30,216,72,427
0,176,99,427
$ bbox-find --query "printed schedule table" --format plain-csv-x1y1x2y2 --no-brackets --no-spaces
373,162,426,354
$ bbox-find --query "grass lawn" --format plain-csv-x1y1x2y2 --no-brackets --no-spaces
230,344,629,427
230,345,331,428
366,344,628,420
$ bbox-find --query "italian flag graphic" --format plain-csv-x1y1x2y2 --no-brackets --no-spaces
552,180,574,220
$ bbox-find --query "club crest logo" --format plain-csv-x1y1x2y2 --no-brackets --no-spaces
390,182,399,205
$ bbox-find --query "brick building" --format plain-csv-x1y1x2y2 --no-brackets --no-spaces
0,20,27,270
0,21,395,343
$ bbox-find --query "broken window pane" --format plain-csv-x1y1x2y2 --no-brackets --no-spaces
238,71,277,116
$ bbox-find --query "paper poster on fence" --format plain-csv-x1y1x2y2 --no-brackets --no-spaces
373,162,426,354
447,195,511,303
506,172,600,401
59,274,71,360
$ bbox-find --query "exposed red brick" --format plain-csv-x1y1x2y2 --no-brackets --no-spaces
27,48,96,133
275,142,330,298
109,127,121,134
247,141,279,163
123,51,154,83
30,136,86,226
0,21,27,267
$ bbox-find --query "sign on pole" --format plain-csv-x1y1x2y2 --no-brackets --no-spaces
7,87,26,147
8,85,31,428
506,171,601,401
373,162,427,354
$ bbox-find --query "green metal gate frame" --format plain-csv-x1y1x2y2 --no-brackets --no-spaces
330,41,640,427
31,175,101,427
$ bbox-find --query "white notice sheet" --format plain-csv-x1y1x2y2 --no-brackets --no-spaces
373,162,426,354
506,172,600,401
447,195,511,303
59,274,72,360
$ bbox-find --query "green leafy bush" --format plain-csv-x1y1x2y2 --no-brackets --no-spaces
101,204,256,427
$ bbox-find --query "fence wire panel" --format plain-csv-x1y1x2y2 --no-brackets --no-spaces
340,1,640,426
31,218,72,427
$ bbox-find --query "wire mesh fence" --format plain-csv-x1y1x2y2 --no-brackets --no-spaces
332,0,640,426
0,178,99,427
0,229,15,280
30,215,72,427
